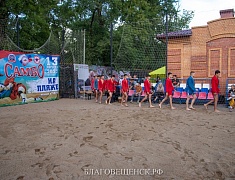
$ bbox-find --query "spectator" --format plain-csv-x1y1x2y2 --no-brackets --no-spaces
129,79,135,90
85,77,91,86
130,83,142,103
172,75,180,88
156,75,160,84
119,75,124,85
153,82,164,102
133,75,137,86
228,84,235,112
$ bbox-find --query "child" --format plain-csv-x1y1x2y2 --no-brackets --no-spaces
130,83,142,103
139,75,154,108
159,72,175,109
121,74,129,107
204,70,220,112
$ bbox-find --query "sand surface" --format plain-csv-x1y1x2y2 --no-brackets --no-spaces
0,98,234,180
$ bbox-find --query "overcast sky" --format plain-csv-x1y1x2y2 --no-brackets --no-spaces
179,0,235,28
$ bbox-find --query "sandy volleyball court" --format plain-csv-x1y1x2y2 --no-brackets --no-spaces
0,98,234,179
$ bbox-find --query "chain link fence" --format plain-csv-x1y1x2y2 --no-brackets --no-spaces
0,18,85,98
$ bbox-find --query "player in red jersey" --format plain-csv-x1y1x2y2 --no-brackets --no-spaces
139,74,154,108
106,75,116,105
159,72,175,109
98,75,105,104
204,70,220,112
121,74,129,107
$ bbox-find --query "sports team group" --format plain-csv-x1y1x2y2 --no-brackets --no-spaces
89,70,235,112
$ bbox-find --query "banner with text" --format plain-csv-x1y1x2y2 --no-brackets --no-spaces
0,50,60,106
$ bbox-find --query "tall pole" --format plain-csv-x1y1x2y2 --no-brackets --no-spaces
165,0,168,79
16,15,20,47
83,29,85,64
110,23,113,75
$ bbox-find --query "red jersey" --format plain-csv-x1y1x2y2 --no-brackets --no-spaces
98,79,105,91
122,79,129,92
165,78,174,94
104,79,108,90
211,75,220,94
144,79,151,93
107,79,115,92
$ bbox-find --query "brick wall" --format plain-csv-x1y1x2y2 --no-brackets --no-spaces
167,16,235,95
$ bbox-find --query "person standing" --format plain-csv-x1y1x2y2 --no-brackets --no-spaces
106,75,115,105
186,71,197,110
98,75,105,104
139,75,154,108
159,72,175,109
204,70,220,112
121,74,129,107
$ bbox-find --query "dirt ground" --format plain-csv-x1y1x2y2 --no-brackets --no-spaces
0,98,234,180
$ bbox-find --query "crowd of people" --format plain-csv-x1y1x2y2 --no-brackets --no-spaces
88,70,234,112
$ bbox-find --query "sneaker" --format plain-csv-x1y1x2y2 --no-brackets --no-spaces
130,101,133,103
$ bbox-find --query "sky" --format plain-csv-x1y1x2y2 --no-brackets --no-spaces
179,0,235,28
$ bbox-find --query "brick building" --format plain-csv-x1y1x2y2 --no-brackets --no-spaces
158,9,235,94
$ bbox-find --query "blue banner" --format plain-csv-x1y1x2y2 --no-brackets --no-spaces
0,51,60,106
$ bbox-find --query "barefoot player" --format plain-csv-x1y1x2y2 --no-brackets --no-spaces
139,75,154,108
186,71,197,110
106,75,115,105
204,70,220,112
121,74,129,107
98,75,105,104
159,72,175,109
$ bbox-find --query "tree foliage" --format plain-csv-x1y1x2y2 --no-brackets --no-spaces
0,0,194,68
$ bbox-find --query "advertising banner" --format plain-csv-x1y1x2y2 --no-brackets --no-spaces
0,50,60,106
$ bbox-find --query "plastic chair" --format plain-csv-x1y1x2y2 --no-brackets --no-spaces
198,92,207,99
207,92,214,100
141,91,146,96
180,91,187,99
173,91,181,98
201,88,208,93
176,87,184,92
128,90,135,96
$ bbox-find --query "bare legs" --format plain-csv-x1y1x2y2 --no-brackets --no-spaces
186,94,196,110
99,91,103,104
204,93,219,112
121,92,128,107
139,93,154,108
95,90,98,102
159,93,175,109
106,91,113,104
